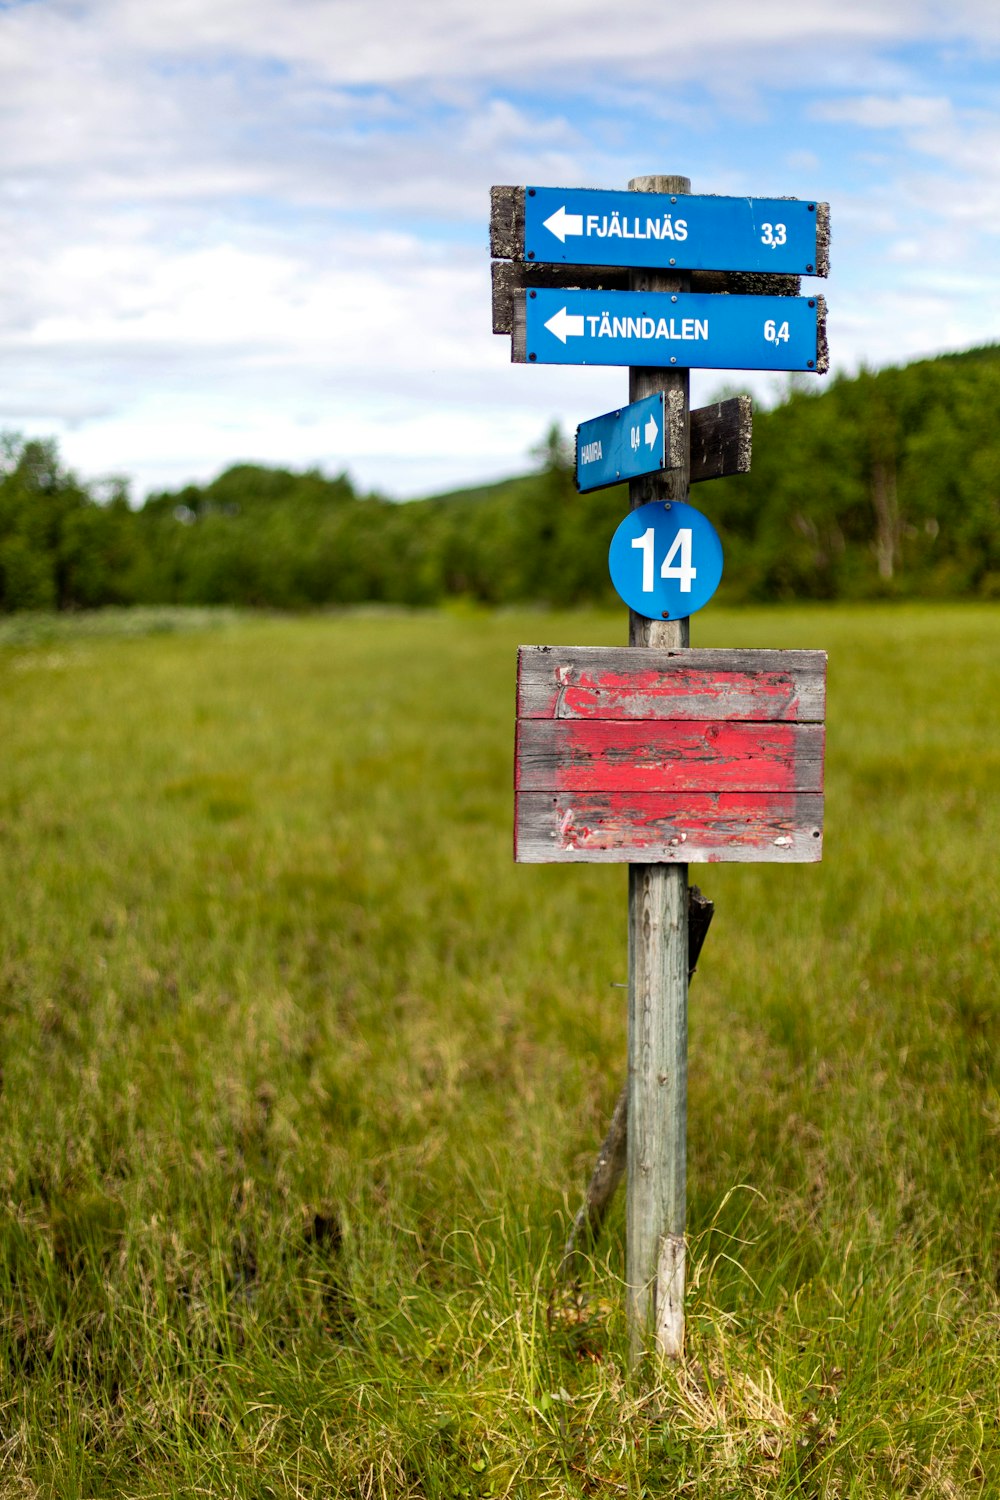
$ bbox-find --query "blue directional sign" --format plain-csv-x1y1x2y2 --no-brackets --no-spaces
525,288,823,372
608,501,723,621
576,395,667,492
524,187,826,275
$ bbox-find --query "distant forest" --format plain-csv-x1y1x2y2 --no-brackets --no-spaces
2,344,998,612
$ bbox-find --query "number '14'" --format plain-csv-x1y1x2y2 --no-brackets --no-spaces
631,526,697,592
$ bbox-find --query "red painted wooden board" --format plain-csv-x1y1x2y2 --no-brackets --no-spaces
517,645,825,722
515,646,826,864
517,720,824,794
517,791,824,863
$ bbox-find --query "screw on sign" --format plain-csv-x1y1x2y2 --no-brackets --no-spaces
575,395,754,495
523,286,826,370
491,171,829,1367
513,185,830,276
575,394,666,492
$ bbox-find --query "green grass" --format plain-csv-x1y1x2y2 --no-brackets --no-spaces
0,602,997,1498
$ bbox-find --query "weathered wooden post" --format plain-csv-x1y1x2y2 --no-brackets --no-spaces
625,172,691,1363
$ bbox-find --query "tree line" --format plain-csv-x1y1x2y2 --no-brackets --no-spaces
2,345,998,613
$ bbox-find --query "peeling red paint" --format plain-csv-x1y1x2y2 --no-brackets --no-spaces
517,790,823,862
516,719,823,793
550,668,801,721
514,647,826,864
557,789,808,848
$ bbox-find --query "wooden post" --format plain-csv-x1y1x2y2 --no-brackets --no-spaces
557,888,714,1283
626,173,691,1366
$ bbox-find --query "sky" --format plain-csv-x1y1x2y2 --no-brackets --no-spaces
0,0,998,503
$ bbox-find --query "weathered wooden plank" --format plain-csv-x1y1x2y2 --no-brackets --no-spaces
816,202,831,278
492,257,802,335
515,790,824,863
512,294,527,364
492,259,628,333
516,719,824,793
490,185,524,261
690,395,752,483
517,646,827,723
816,291,829,376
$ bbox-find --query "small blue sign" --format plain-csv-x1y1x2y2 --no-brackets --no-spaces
608,501,723,621
576,395,667,492
524,187,825,275
526,288,822,372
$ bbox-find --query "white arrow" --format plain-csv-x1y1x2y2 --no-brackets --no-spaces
544,306,585,344
645,413,659,449
542,205,584,242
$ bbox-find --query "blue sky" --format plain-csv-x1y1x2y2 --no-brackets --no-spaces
0,0,997,501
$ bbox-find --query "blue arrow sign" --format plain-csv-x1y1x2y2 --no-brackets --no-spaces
576,395,667,492
524,187,826,275
525,288,824,372
608,501,723,621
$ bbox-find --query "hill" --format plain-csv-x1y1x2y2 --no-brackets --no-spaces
1,345,998,610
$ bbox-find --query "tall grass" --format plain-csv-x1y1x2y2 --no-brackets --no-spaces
1,603,997,1497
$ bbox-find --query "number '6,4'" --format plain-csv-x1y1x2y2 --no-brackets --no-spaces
631,526,696,593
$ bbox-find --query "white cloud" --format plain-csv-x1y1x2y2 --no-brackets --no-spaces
1,0,999,501
812,94,954,129
101,0,993,94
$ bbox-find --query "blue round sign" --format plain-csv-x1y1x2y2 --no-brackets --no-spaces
608,500,723,621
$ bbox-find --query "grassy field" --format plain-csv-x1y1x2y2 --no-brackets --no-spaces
0,602,997,1498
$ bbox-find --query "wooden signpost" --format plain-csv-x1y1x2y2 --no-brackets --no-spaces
490,173,830,1365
